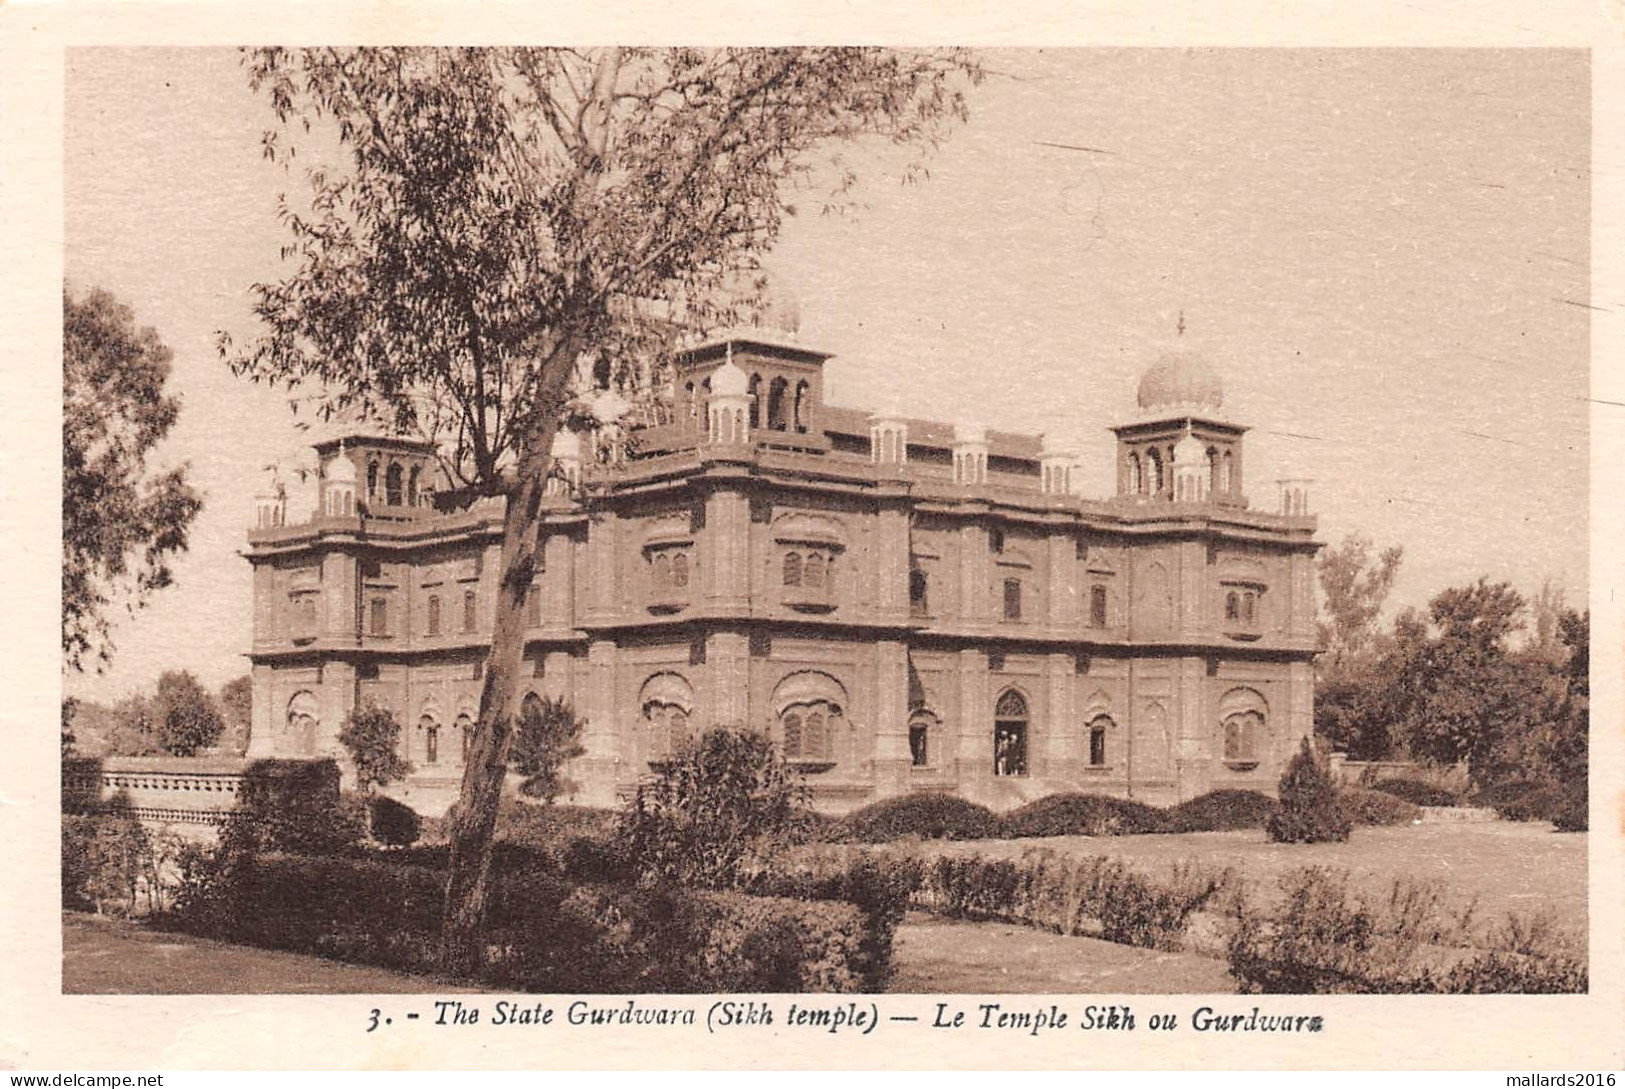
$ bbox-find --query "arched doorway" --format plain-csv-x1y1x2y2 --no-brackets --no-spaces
286,691,318,756
993,689,1028,777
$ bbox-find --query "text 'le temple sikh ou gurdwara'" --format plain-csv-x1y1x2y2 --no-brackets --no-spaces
245,303,1320,815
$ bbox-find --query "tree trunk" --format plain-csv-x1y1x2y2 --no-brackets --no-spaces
439,348,579,975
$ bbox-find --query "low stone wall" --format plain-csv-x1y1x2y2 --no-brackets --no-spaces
64,755,249,829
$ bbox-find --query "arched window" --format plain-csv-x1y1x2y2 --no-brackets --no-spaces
366,461,379,501
1003,578,1023,621
1220,450,1233,492
1208,448,1221,495
1223,711,1262,762
1225,591,1239,622
793,380,810,433
909,569,930,617
286,691,318,754
748,374,762,429
782,708,803,756
685,381,697,419
779,700,839,760
803,552,825,589
653,552,671,589
1128,453,1143,495
1090,584,1109,627
767,377,789,431
671,552,689,588
455,712,474,762
1088,715,1112,767
370,597,388,636
1242,591,1256,624
407,466,420,506
462,589,477,632
993,689,1028,777
783,551,802,587
385,463,403,506
427,594,441,635
1147,449,1164,496
420,714,440,765
909,711,937,768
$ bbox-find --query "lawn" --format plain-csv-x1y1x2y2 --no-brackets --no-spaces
907,821,1588,947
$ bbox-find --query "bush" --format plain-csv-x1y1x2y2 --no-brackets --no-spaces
1550,783,1588,833
168,848,876,992
224,759,363,856
1164,790,1279,833
1479,781,1566,823
496,798,618,850
1268,739,1351,844
754,850,924,991
1370,777,1462,807
1003,793,1168,837
509,695,587,803
621,728,803,888
369,795,422,848
62,812,147,914
337,705,412,793
1227,866,1584,994
840,793,1005,843
1339,786,1421,826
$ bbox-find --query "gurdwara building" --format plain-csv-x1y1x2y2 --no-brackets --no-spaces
244,318,1320,814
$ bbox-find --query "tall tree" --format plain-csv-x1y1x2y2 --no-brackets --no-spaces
218,674,254,754
1315,532,1403,679
63,287,203,672
222,46,983,971
154,669,225,756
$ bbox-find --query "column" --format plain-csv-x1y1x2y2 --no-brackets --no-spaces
1175,656,1208,801
1044,651,1075,780
955,647,988,783
573,639,620,806
707,631,750,729
873,640,911,793
704,488,750,615
874,503,911,625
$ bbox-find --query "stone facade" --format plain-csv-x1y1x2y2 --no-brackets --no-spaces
244,332,1320,814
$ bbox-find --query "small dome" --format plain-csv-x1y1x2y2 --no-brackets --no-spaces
1137,351,1224,412
1173,427,1206,465
551,429,581,459
711,358,750,397
326,449,357,484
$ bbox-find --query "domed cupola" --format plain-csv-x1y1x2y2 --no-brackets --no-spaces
1137,351,1225,415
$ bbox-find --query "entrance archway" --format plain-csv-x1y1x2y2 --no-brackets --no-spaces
993,689,1028,777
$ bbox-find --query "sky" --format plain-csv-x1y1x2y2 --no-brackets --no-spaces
62,47,1591,704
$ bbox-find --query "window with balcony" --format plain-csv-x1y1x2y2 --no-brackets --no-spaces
780,700,839,762
1221,582,1264,637
781,546,837,610
646,545,694,611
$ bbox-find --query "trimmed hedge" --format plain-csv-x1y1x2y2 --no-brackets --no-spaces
368,795,422,848
1477,781,1570,824
1339,786,1422,827
839,794,1005,843
1002,793,1168,837
494,799,619,850
1370,778,1462,808
171,849,875,993
1165,790,1280,833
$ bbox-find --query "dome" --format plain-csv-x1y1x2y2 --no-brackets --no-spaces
326,447,357,484
1136,351,1224,413
711,357,750,397
1173,426,1206,465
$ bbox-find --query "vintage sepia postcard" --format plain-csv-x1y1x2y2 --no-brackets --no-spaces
2,0,1622,1073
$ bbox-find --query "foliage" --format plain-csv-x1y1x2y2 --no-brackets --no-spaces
621,727,804,888
509,695,587,803
62,697,79,756
1227,866,1583,994
752,852,924,991
369,795,423,848
154,670,226,756
337,705,413,793
104,693,162,757
217,675,254,754
62,809,188,916
1164,790,1280,833
917,849,1231,952
1550,783,1587,833
840,793,1006,843
168,848,875,993
222,45,983,969
1338,786,1421,826
1370,778,1461,807
63,286,203,672
1268,739,1352,844
1001,793,1167,837
495,798,619,849
222,759,365,856
1316,532,1404,679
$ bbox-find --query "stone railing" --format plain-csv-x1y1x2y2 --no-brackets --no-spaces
63,755,249,827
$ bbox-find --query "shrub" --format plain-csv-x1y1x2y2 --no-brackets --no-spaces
1268,739,1351,844
223,759,364,856
62,811,148,914
1003,793,1168,837
1339,786,1421,826
1370,777,1462,807
369,795,422,848
840,793,1005,843
621,728,803,888
167,848,875,992
754,850,923,991
1550,783,1588,833
509,694,587,803
1164,790,1279,833
1480,781,1566,823
1226,866,1583,994
496,798,618,850
337,705,412,793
